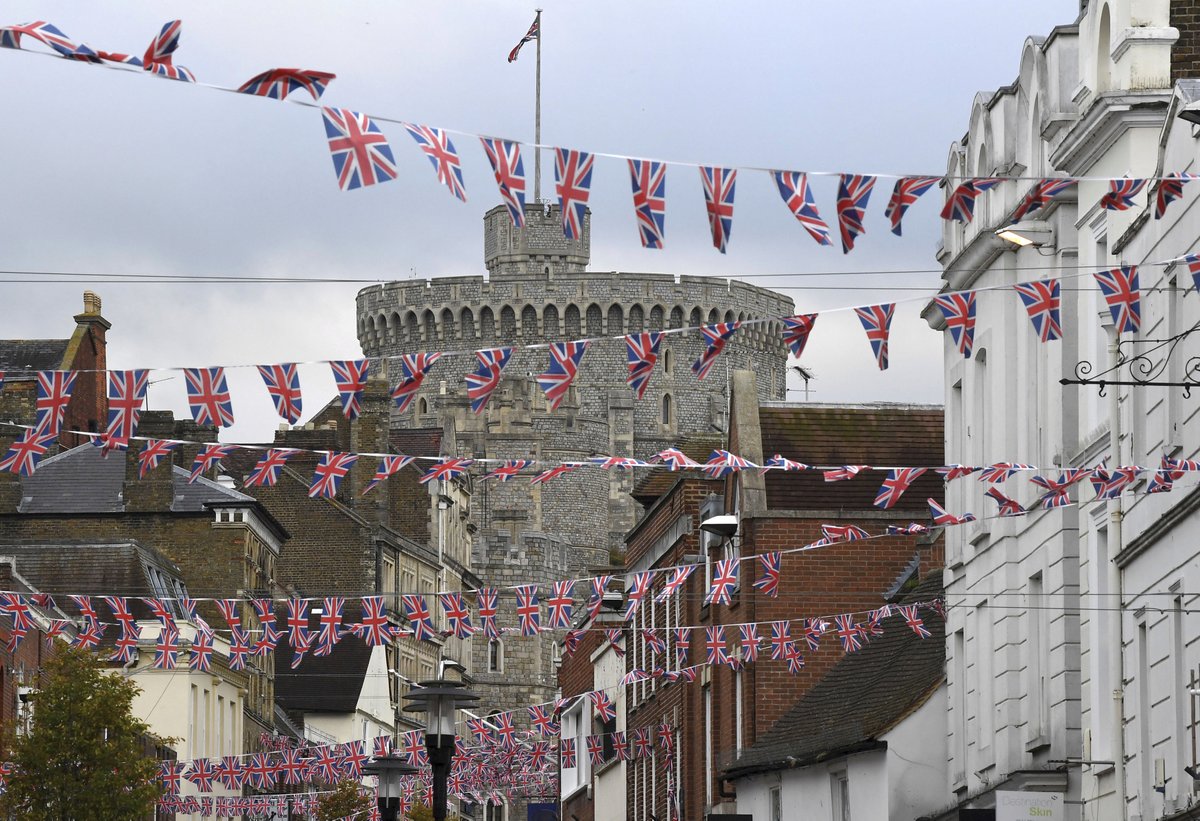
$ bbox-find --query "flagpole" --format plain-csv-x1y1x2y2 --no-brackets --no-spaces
534,8,542,203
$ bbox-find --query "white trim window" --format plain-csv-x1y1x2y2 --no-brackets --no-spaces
560,699,589,797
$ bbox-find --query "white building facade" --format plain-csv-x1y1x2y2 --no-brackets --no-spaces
931,2,1197,819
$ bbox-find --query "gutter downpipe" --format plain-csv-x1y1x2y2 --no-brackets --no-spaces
1106,322,1127,818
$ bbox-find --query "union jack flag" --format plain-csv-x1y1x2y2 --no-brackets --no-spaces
785,648,806,675
245,753,275,790
938,464,980,481
216,756,246,790
477,588,500,639
692,322,740,380
705,558,738,605
189,629,214,672
590,455,649,470
874,467,927,509
854,303,895,370
1186,253,1200,293
363,454,415,494
560,737,577,768
314,596,345,656
773,170,832,245
184,758,216,793
279,748,307,785
821,524,870,543
762,454,808,474
508,15,539,62
146,61,195,81
700,166,737,253
1030,469,1088,508
928,498,975,526
227,628,251,670
1099,178,1147,211
589,691,616,722
238,67,335,100
704,626,730,665
632,728,654,759
246,448,300,488
71,595,99,627
1090,466,1141,500
419,457,474,485
624,571,653,621
978,462,1035,483
985,486,1026,517
612,732,630,761
321,107,398,191
259,363,304,424
1156,172,1197,219
342,740,369,779
834,614,862,652
673,627,691,666
654,565,695,603
836,174,876,253
625,332,663,399
480,459,532,482
531,463,580,485
537,341,589,410
1094,265,1141,333
357,596,390,647
516,585,541,636
102,369,149,451
329,359,370,420
752,552,782,597
644,629,667,655
159,761,184,795
184,367,235,428
188,444,233,484
883,176,940,236
309,452,358,498
606,628,626,657
401,594,438,642
1013,279,1063,342
933,291,978,359
405,124,467,201
703,449,757,478
739,624,760,663
0,429,56,477
586,735,605,766
72,621,104,650
493,711,518,748
466,347,512,413
137,439,178,479
824,465,868,482
1011,178,1075,220
629,159,667,248
940,178,1001,223
898,604,932,638
547,580,574,629
285,597,310,650
528,705,557,737
769,621,795,661
781,314,818,359
652,448,699,471
142,19,182,65
154,622,179,670
438,592,474,639
554,148,595,240
34,370,77,436
391,352,443,412
0,21,89,57
480,138,527,226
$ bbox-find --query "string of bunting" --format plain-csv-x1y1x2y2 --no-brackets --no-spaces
4,20,1200,255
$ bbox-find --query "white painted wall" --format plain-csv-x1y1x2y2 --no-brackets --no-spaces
592,635,626,821
302,646,396,746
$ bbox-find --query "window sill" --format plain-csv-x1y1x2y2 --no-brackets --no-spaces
1025,734,1051,753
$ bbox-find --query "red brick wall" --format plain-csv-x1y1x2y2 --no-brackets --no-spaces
1174,0,1200,81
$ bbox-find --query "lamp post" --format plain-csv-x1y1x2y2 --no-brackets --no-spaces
403,678,479,821
363,753,419,821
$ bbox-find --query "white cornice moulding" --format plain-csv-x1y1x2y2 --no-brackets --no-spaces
1111,26,1179,62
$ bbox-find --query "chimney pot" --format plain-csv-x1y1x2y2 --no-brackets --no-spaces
82,291,102,315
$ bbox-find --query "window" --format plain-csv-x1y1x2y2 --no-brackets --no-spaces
953,630,966,781
704,684,713,805
488,639,503,673
485,801,506,821
769,786,782,821
560,700,588,796
735,667,744,753
1028,573,1048,737
417,397,428,416
977,602,994,753
663,348,673,374
662,393,672,427
831,772,850,821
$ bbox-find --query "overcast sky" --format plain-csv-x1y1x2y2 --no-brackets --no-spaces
0,1,1078,443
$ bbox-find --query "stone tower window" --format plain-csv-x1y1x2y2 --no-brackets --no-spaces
460,307,475,340
441,309,456,341
661,394,672,428
586,304,603,336
500,306,517,338
418,397,428,416
565,304,581,337
480,306,495,339
488,639,504,673
543,305,560,339
670,306,684,329
521,305,538,339
629,304,644,332
663,348,673,374
607,304,624,335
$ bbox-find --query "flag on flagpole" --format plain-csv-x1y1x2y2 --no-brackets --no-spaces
508,16,539,62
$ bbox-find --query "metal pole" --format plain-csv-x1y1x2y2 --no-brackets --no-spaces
534,8,542,203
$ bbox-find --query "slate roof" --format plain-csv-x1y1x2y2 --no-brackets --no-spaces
631,433,725,505
16,444,255,514
0,340,69,374
274,633,371,713
725,574,946,778
758,403,944,511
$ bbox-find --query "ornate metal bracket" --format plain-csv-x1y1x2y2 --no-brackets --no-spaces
1059,328,1200,397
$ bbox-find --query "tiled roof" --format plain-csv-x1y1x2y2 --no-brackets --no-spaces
758,404,944,511
389,428,443,458
14,444,254,514
274,635,370,713
631,433,726,505
725,574,945,778
0,340,69,374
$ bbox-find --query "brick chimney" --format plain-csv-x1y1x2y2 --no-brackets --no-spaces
349,376,391,520
62,291,111,447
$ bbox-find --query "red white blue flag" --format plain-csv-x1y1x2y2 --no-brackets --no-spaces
137,439,178,479
928,498,975,526
1099,178,1147,211
752,552,782,598
773,171,831,246
102,369,149,451
654,448,700,471
547,581,574,629
358,596,391,646
321,108,398,191
985,486,1026,517
0,430,55,477
941,179,1001,223
308,452,358,498
419,458,473,485
692,322,740,380
1094,265,1140,333
933,291,978,359
258,363,304,424
188,445,233,484
401,595,438,642
555,149,595,240
438,592,474,639
507,16,539,63
238,68,335,101
477,588,500,639
329,359,370,420
1012,178,1075,220
822,524,870,543
836,174,876,253
854,303,895,370
624,572,653,621
466,347,512,414
781,314,818,359
404,124,467,202
516,585,541,636
874,468,927,509
704,626,730,665
705,558,738,606
364,455,415,494
480,138,526,227
34,371,77,436
654,565,695,603
834,614,862,652
699,166,737,253
1156,173,1197,219
703,449,757,478
537,341,589,410
629,159,666,249
884,176,940,236
184,367,235,428
899,604,932,638
482,459,534,482
531,463,579,485
1,21,90,58
392,353,443,412
246,448,300,487
1013,279,1062,342
625,332,663,399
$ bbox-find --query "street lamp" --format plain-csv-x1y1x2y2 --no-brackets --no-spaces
362,754,419,821
403,678,479,821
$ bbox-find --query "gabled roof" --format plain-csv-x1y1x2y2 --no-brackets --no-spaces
757,403,944,511
15,444,254,514
274,634,371,713
0,340,69,374
725,574,945,778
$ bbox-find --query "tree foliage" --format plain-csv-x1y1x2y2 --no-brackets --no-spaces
407,802,462,821
0,645,162,821
316,778,374,820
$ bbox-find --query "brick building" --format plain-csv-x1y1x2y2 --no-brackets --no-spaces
620,371,944,820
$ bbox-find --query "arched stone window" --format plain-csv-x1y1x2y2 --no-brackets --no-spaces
441,308,456,341
565,304,581,337
404,312,419,345
544,305,560,339
480,306,496,339
670,307,685,329
521,304,538,339
708,308,720,324
663,347,673,374
649,305,664,330
460,307,476,341
689,307,703,327
586,304,603,336
418,397,428,416
607,304,624,335
422,310,437,345
500,306,517,338
661,393,672,427
629,304,645,332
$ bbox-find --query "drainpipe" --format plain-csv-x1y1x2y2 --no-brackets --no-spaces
1104,319,1127,816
